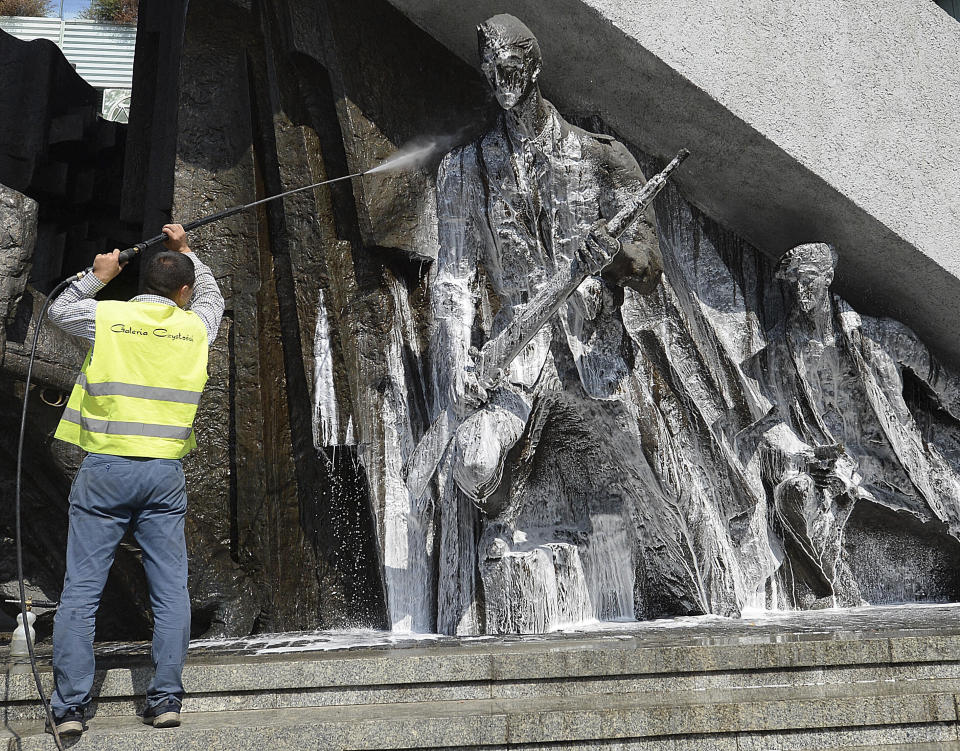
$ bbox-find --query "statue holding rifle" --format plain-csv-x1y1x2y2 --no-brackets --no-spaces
423,14,670,633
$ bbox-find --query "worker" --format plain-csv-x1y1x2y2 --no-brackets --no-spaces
44,224,224,736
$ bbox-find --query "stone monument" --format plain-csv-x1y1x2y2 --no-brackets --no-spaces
740,242,960,608
426,14,664,633
2,1,959,640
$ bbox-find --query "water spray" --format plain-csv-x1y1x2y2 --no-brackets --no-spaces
12,140,441,749
70,139,443,279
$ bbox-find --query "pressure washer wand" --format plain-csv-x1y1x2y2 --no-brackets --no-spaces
67,170,367,282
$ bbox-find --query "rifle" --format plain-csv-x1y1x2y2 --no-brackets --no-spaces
404,149,690,500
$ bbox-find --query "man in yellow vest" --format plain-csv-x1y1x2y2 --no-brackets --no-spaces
45,224,223,736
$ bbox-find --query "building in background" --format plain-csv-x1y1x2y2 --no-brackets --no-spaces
0,15,134,121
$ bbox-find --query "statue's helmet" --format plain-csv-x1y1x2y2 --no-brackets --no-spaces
477,14,542,110
775,242,838,282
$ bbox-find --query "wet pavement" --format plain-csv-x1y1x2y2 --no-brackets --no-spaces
4,602,959,667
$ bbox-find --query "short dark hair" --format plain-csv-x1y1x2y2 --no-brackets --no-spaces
142,251,195,299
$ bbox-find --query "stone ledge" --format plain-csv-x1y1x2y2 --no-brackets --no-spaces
5,690,960,751
4,662,959,723
5,606,960,706
5,631,960,704
7,663,960,723
3,635,956,704
6,607,960,748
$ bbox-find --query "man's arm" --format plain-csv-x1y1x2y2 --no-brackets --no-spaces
47,273,105,345
567,136,662,323
47,250,125,344
858,311,960,421
162,224,225,346
183,253,224,345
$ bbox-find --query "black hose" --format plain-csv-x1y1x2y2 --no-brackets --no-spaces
15,277,71,751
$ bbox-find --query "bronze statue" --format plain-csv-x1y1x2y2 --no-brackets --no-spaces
432,14,662,505
742,242,960,606
428,13,664,633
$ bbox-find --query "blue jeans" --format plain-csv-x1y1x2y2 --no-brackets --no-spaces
51,453,191,714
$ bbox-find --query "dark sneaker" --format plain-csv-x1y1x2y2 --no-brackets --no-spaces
45,707,86,736
141,697,181,728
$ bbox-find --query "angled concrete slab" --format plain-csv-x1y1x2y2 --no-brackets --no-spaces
384,0,960,361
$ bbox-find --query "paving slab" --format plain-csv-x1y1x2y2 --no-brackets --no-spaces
5,688,960,751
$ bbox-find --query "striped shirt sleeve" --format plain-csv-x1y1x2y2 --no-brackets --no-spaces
46,272,104,345
46,251,225,347
183,252,225,345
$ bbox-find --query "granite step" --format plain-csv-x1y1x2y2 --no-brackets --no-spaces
4,630,960,722
4,683,960,751
4,606,960,749
4,657,960,723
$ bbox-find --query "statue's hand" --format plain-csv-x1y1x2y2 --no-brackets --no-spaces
450,358,488,418
809,465,851,498
602,241,664,295
569,276,604,321
802,445,858,497
577,220,621,275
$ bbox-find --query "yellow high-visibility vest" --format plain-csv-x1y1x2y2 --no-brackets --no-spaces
54,299,209,459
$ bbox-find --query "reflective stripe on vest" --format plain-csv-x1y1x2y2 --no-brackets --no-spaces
58,407,195,440
54,300,209,459
77,372,202,405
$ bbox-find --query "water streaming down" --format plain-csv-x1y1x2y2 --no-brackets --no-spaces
379,274,435,632
580,513,636,620
312,289,354,447
483,542,592,634
480,517,632,634
309,139,451,633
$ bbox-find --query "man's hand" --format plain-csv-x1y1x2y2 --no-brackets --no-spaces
575,220,620,275
92,249,127,284
602,241,663,295
162,223,191,254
